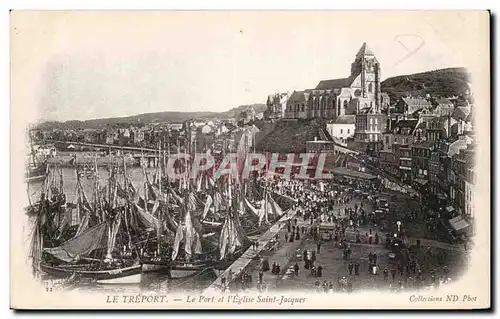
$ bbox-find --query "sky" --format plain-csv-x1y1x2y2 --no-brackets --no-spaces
10,11,485,122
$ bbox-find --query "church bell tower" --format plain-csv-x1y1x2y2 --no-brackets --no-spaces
350,43,381,111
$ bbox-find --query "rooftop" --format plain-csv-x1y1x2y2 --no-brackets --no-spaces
401,97,432,107
315,77,355,90
334,115,356,125
435,98,454,106
355,42,375,57
452,107,468,121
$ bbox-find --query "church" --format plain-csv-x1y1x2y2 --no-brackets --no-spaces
266,43,390,120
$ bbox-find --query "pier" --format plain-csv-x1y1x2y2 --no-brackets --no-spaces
204,209,298,294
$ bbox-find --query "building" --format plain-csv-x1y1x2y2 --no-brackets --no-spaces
382,119,417,151
449,147,475,217
426,117,449,142
266,92,291,120
395,97,432,116
306,139,336,153
432,98,455,116
282,43,388,120
380,93,391,110
354,112,387,146
411,140,435,188
133,128,145,145
398,144,412,183
379,150,399,177
326,115,356,145
464,155,476,219
428,150,441,193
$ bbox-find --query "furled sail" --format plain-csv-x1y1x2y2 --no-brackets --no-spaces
171,223,184,261
74,179,94,235
184,209,202,258
236,128,252,184
171,208,203,261
202,195,213,220
268,195,284,217
244,198,261,219
44,223,107,262
133,203,163,234
104,213,122,261
257,193,271,226
219,208,250,260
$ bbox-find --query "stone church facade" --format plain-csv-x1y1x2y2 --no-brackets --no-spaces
266,43,390,121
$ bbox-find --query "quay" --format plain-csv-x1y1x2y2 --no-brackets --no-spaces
204,208,299,294
204,187,302,294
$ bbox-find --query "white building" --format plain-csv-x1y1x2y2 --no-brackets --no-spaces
326,115,356,145
465,163,476,218
201,124,213,135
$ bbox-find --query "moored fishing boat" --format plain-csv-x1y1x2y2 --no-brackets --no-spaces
40,263,143,284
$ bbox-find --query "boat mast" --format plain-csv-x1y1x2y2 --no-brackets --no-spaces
28,126,37,168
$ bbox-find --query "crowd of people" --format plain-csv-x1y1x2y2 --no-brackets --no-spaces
218,175,456,293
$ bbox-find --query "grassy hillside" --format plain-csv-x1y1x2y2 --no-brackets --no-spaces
256,119,325,153
36,104,267,130
381,67,470,102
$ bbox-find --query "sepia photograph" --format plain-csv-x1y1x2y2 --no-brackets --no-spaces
9,10,490,310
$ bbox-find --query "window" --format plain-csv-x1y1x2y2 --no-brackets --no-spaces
424,170,428,176
403,138,408,144
374,134,378,141
340,129,343,134
370,118,373,125
347,129,350,134
368,83,373,93
385,136,389,144
419,169,423,175
343,100,348,109
375,118,378,125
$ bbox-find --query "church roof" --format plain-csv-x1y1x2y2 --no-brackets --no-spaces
315,76,355,90
356,42,375,57
289,91,309,102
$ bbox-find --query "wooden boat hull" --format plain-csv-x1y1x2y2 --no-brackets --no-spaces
41,264,143,284
97,273,142,285
169,260,215,278
170,269,201,279
140,256,172,273
142,264,168,273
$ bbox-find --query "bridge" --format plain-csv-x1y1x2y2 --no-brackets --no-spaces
52,140,159,153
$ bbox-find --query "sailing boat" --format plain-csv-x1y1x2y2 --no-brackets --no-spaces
25,127,48,184
40,221,143,284
167,190,215,278
217,193,252,266
37,165,143,285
